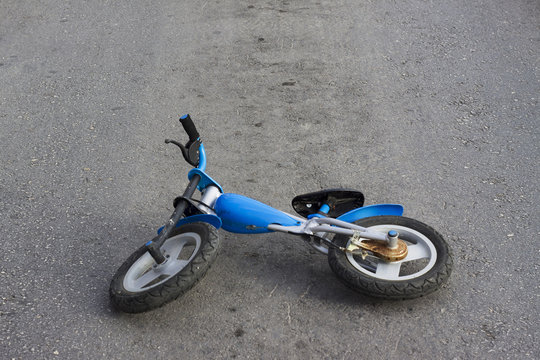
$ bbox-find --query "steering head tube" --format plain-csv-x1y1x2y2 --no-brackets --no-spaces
180,114,200,143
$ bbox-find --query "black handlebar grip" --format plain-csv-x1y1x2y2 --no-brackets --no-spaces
179,114,200,142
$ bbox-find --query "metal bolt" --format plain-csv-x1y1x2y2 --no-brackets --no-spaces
387,230,399,249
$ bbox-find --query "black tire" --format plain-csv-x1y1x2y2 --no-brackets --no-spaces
110,222,220,313
328,216,452,299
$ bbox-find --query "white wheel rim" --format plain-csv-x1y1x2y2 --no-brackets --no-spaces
123,232,201,292
345,224,437,281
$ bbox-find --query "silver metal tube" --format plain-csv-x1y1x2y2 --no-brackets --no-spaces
310,224,388,242
199,186,221,212
267,220,389,242
267,223,305,234
312,217,368,231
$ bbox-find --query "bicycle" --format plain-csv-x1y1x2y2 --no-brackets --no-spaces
110,114,453,313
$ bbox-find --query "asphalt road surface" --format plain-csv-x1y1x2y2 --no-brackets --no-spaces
1,0,538,359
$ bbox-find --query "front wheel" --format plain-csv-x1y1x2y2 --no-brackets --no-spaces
110,222,220,313
328,216,452,299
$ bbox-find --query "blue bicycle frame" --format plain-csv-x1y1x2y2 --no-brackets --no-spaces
157,140,404,254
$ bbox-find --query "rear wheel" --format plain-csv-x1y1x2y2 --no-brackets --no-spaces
110,222,220,313
328,216,452,299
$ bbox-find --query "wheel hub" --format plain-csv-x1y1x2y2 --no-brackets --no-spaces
346,237,408,262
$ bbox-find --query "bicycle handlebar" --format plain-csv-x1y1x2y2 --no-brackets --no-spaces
179,114,200,143
165,113,204,169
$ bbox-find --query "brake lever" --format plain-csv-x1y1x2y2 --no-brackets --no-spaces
165,138,201,167
164,138,184,148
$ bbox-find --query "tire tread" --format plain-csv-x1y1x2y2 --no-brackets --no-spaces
109,223,220,313
328,216,452,300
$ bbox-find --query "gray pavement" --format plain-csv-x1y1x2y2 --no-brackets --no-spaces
1,0,538,359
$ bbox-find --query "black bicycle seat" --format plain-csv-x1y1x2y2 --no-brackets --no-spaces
291,188,365,218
